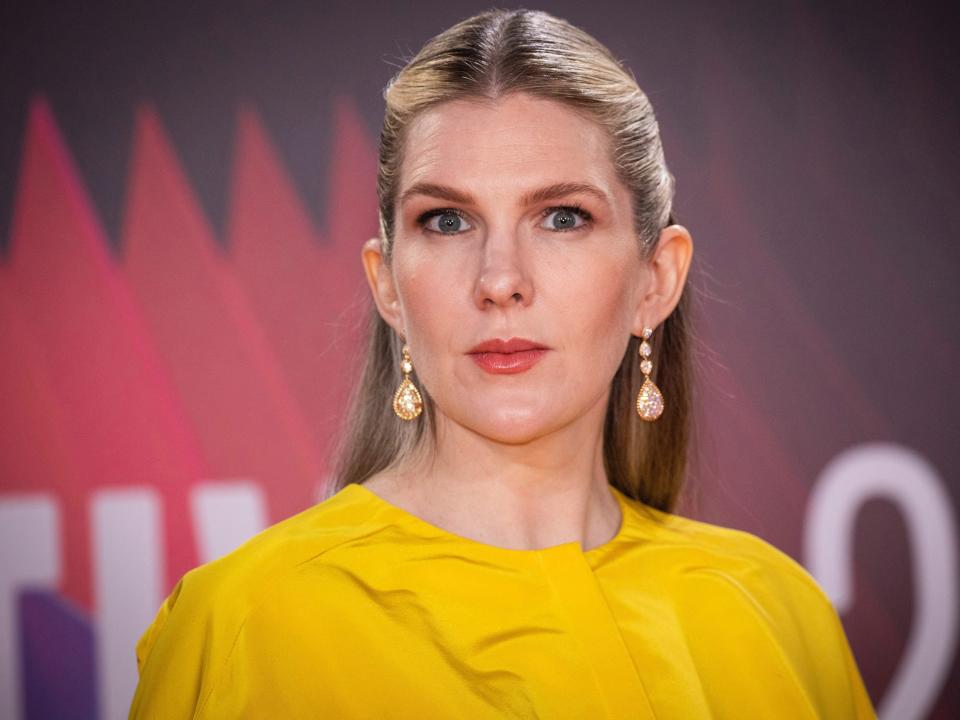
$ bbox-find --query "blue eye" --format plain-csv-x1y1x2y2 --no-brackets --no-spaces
541,206,591,231
416,205,591,234
419,209,473,234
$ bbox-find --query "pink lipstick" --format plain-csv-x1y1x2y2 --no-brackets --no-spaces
467,338,549,375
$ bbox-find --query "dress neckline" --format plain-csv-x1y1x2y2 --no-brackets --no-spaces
343,481,636,562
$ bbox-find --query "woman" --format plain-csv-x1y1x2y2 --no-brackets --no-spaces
130,9,876,719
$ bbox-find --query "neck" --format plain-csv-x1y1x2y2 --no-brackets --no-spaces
379,395,621,552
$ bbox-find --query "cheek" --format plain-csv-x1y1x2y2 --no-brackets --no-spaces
550,251,639,345
584,281,636,371
391,248,464,354
554,265,639,392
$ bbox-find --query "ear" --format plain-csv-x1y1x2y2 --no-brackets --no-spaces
632,224,694,333
361,237,406,336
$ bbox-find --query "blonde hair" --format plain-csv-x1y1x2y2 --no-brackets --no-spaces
331,8,695,511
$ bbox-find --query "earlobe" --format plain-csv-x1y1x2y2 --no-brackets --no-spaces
360,237,405,334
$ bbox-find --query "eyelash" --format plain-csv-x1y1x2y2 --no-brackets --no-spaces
415,205,593,234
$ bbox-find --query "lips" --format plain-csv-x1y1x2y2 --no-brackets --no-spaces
467,337,549,374
468,338,548,354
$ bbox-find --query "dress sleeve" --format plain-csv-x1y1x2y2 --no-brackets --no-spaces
744,532,879,719
128,567,241,719
819,587,877,719
134,577,183,676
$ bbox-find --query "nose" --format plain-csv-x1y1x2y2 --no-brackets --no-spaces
473,235,534,310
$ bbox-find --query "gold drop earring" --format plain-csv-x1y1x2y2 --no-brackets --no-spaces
392,344,423,421
636,327,664,421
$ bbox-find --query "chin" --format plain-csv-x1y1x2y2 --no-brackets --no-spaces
466,408,564,445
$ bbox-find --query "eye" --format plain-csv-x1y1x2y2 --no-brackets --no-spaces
417,209,473,235
540,205,591,232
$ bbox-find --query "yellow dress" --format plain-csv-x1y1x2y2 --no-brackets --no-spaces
129,482,876,719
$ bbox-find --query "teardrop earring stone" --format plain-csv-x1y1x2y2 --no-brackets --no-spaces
393,377,423,420
636,377,664,421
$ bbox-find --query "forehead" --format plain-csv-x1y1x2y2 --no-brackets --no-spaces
400,93,619,195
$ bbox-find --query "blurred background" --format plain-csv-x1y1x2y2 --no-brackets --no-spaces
1,1,957,718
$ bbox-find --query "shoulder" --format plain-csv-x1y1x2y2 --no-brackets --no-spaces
623,500,849,671
181,485,376,600
618,498,877,717
622,498,836,616
130,485,381,716
629,502,876,716
173,487,370,601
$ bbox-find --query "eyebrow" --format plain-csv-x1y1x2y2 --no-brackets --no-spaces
398,181,610,208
